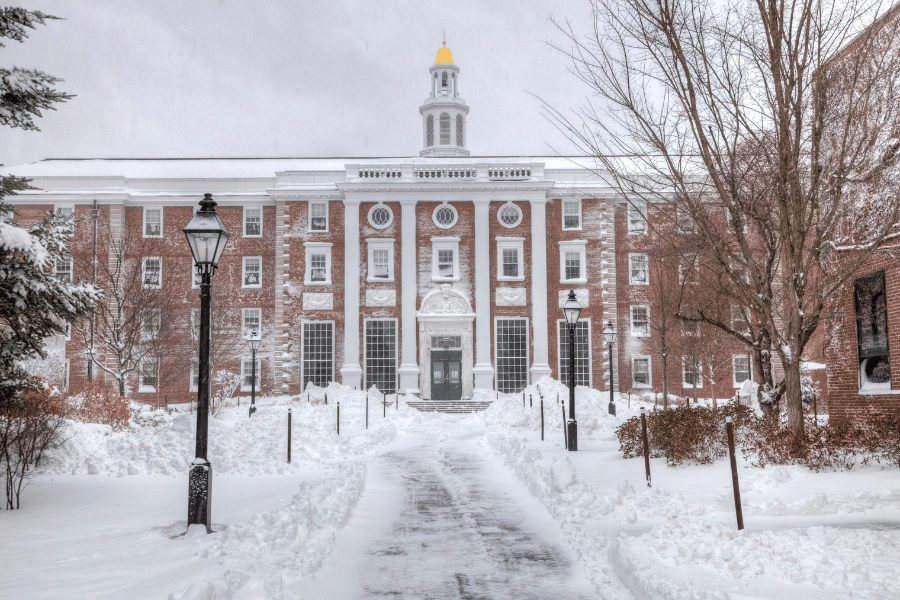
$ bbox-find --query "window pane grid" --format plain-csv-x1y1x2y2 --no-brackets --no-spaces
630,254,648,284
303,322,333,387
734,356,751,384
365,320,397,394
373,249,390,278
558,321,590,387
243,257,261,286
310,203,327,230
631,306,649,336
145,209,161,236
244,208,261,236
633,357,650,386
143,258,161,287
310,254,327,281
438,249,454,277
563,201,580,228
497,319,528,393
502,248,518,277
564,252,581,280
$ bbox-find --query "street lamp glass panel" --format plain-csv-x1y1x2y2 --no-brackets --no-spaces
246,329,262,352
562,291,582,325
183,196,230,267
603,321,617,345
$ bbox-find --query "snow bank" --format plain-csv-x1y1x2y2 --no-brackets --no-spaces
611,521,900,599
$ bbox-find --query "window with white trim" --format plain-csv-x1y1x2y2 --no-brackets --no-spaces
677,205,695,233
683,358,702,388
242,308,261,334
302,321,333,387
628,201,647,234
64,359,70,389
191,308,200,341
562,200,581,229
365,319,397,394
629,253,648,285
630,305,649,337
498,203,522,228
558,240,587,284
682,319,699,337
304,242,333,285
731,305,749,333
190,363,199,392
309,202,328,231
142,257,161,288
55,205,74,218
733,355,752,387
496,318,529,393
679,253,698,284
64,321,71,341
143,207,162,238
431,237,460,282
141,308,160,340
244,207,262,237
632,355,651,388
139,359,157,392
496,237,525,281
366,239,395,282
368,204,393,229
54,256,72,282
242,256,262,288
558,319,591,387
241,357,261,391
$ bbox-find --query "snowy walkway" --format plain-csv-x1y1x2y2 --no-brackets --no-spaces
298,424,603,600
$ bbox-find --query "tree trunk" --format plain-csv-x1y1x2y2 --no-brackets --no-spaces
118,376,126,397
662,352,669,409
783,359,804,432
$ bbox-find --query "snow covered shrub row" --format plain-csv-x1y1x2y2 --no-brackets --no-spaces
616,404,755,466
64,383,131,430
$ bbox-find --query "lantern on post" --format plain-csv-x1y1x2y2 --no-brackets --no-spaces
562,290,582,451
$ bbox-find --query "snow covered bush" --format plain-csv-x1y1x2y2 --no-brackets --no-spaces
65,383,131,430
211,371,240,417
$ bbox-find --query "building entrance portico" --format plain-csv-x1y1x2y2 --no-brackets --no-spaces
418,285,475,400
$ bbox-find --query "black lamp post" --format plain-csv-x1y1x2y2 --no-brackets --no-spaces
246,328,261,417
183,193,230,534
562,290,582,451
603,321,617,416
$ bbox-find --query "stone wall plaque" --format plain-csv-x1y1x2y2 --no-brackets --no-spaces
495,287,526,306
365,289,396,307
558,289,589,308
303,293,333,310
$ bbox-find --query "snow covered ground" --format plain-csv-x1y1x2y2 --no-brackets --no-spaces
2,379,900,599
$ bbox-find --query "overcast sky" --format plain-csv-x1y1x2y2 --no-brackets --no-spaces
2,0,596,168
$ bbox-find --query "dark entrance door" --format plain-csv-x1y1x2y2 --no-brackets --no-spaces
430,350,462,400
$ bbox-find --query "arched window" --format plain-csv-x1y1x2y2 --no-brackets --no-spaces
456,115,464,147
442,71,448,87
426,115,434,147
440,113,451,145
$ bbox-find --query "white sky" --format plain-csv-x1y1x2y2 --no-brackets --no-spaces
2,0,595,168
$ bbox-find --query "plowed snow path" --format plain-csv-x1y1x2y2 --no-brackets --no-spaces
297,427,599,599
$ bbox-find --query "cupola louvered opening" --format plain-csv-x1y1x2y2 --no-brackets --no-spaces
440,113,451,145
426,115,434,147
456,114,464,146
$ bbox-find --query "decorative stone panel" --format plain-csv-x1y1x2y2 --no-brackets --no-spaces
495,287,526,306
303,292,333,310
558,289,589,308
365,289,396,307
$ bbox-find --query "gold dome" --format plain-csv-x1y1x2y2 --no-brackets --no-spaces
435,42,454,65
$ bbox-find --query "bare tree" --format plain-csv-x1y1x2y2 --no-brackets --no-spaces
547,0,900,433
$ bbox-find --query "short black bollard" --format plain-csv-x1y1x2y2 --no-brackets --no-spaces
561,403,567,448
287,408,292,463
337,401,340,435
395,393,398,410
383,393,386,418
530,394,532,408
640,407,651,487
726,416,744,530
523,392,526,407
540,398,544,441
366,394,369,430
325,392,328,405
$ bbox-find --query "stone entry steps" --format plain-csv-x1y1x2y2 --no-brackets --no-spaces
406,401,493,414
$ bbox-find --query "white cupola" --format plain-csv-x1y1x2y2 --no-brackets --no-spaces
419,41,470,157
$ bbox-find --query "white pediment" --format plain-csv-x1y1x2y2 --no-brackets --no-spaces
418,284,474,316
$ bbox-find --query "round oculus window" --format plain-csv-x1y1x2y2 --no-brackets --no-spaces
498,203,522,227
368,204,393,229
433,203,458,228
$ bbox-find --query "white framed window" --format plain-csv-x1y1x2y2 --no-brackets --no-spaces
190,260,201,288
679,253,698,285
433,203,458,229
304,242,333,285
190,363,199,392
630,305,649,337
496,237,525,281
55,205,74,219
557,319,591,387
632,355,652,388
364,318,398,394
191,308,200,341
142,257,161,288
309,202,328,232
366,239,395,282
628,200,647,234
682,319,699,337
143,207,162,238
733,355,752,387
676,205,695,233
243,206,262,237
368,204,393,229
64,322,71,341
498,202,523,228
496,317,529,392
242,308,261,334
731,305,749,333
141,308,160,340
558,240,587,284
54,256,73,282
302,321,334,387
241,357,261,391
242,256,262,288
562,199,581,230
139,359,157,392
64,359,70,389
683,358,703,388
629,253,648,285
431,237,460,282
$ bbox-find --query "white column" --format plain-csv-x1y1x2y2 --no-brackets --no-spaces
397,199,421,394
472,198,495,389
530,198,552,381
340,198,363,388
